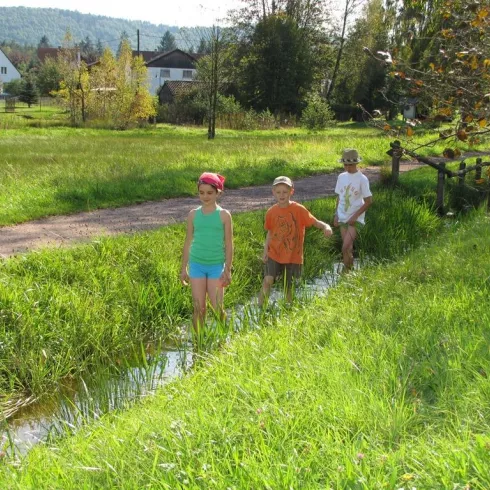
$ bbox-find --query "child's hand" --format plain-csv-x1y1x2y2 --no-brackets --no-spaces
220,269,232,287
323,224,333,238
333,216,339,227
180,269,189,286
262,251,268,263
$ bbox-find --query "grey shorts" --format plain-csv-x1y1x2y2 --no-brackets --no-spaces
264,258,302,287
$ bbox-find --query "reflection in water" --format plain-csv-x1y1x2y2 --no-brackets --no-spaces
4,346,193,455
3,260,361,456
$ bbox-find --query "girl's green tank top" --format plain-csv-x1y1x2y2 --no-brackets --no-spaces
189,206,225,265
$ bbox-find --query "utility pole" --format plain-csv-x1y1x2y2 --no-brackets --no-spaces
207,26,219,140
137,29,140,57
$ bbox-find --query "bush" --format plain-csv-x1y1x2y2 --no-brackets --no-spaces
3,79,24,97
300,93,335,130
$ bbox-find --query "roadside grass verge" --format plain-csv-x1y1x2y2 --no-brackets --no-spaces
1,212,488,488
0,124,482,225
0,186,439,403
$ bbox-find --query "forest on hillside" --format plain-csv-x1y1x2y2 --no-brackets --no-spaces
0,6,206,51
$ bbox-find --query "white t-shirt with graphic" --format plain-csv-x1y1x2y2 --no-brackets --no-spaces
334,171,372,224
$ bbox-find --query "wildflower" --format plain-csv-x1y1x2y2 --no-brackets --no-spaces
357,452,365,460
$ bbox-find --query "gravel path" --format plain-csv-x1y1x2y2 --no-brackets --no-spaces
0,164,422,258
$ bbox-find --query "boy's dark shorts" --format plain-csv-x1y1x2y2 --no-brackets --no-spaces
264,258,302,287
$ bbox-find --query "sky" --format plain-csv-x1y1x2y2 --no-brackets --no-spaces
1,0,242,27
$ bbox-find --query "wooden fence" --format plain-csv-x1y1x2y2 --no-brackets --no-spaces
389,140,490,214
0,96,61,112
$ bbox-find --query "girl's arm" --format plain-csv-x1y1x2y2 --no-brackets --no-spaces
220,209,233,286
180,210,195,285
262,230,271,263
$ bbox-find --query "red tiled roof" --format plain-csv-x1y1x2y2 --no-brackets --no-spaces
37,47,60,62
159,80,201,96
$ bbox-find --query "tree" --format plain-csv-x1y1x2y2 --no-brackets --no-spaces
19,77,39,107
3,78,23,96
301,92,335,129
38,35,50,48
196,27,233,139
96,38,104,57
158,30,177,52
239,15,314,116
52,30,91,124
113,40,156,128
228,0,333,119
361,0,490,198
331,0,394,116
372,0,490,141
117,31,131,58
53,38,155,127
197,37,211,54
89,47,117,120
36,55,63,96
229,0,327,33
79,35,98,63
326,0,364,100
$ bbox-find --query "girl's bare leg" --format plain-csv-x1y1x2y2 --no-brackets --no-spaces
206,278,225,322
190,278,207,332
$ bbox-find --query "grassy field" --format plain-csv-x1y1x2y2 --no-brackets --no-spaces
0,209,488,488
0,123,489,487
0,123,483,226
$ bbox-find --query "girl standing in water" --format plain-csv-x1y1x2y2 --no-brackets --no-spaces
180,172,233,332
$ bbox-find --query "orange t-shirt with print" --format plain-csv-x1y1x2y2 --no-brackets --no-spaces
265,201,316,264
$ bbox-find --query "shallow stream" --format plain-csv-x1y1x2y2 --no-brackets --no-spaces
3,261,353,456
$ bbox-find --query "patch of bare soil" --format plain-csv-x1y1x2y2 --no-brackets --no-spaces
0,164,422,258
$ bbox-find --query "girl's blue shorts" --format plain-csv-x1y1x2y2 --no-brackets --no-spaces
189,262,224,280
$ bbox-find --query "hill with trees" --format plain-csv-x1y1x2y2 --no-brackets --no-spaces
0,6,206,51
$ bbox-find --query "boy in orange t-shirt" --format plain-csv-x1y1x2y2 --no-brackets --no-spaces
258,176,332,305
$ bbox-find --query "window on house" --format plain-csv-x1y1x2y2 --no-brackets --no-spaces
0,67,7,75
160,69,170,78
182,70,193,79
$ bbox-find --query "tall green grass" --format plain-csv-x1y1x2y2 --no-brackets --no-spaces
0,187,439,403
0,124,480,225
1,212,488,488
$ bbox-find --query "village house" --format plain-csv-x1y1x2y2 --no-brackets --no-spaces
36,46,200,97
0,47,21,92
145,49,199,95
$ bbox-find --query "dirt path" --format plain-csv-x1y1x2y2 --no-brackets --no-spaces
0,164,422,258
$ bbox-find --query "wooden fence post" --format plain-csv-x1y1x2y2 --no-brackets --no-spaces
457,161,466,210
389,140,401,185
436,163,446,215
475,158,482,181
458,161,466,187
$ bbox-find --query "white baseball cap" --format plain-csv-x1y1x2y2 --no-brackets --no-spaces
272,176,293,187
